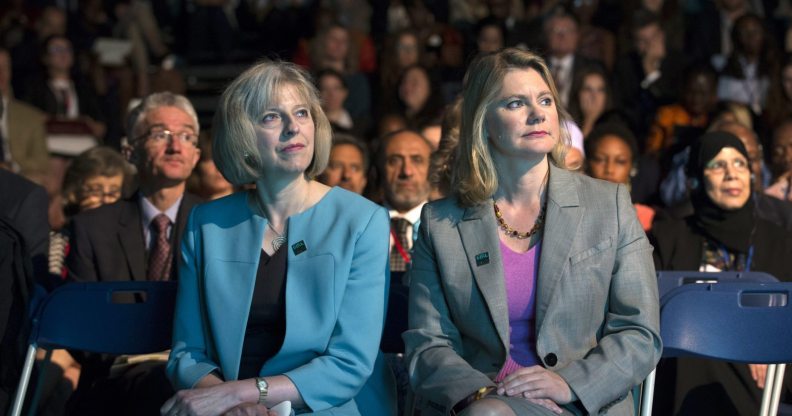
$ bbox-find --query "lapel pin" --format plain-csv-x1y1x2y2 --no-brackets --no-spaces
475,252,490,266
292,240,307,255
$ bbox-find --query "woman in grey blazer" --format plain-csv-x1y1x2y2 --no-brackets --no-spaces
403,48,661,416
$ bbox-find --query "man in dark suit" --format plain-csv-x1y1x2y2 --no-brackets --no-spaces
64,92,201,415
66,92,201,283
543,11,601,108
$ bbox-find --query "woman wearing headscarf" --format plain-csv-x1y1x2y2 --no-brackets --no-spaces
651,131,792,415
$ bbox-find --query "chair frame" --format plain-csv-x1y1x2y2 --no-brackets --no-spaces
9,281,178,416
640,281,792,416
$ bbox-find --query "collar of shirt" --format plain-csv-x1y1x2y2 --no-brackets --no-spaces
387,201,425,226
140,193,183,247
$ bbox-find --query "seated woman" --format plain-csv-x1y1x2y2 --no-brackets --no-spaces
584,123,656,231
161,60,396,415
403,48,661,416
650,131,792,416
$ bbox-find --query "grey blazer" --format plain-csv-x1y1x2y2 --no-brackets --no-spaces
403,164,661,415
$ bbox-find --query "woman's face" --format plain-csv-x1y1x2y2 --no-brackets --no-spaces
78,174,123,211
399,67,431,113
485,68,560,161
578,73,607,117
254,84,316,177
782,64,792,100
587,135,633,184
702,147,752,210
396,34,419,68
318,74,348,112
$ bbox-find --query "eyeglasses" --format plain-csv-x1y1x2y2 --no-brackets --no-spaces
704,158,750,174
80,185,122,200
136,129,198,146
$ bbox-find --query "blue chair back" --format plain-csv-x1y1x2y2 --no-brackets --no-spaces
656,270,777,298
30,281,178,354
660,282,792,363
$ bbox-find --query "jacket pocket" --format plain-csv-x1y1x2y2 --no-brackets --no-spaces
569,237,613,265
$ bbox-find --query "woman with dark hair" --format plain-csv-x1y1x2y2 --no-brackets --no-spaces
651,131,792,415
394,64,445,130
567,65,612,137
717,13,779,115
584,123,655,230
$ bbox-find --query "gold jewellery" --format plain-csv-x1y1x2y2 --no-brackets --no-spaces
493,200,546,239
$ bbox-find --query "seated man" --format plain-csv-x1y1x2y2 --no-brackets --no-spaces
64,92,202,415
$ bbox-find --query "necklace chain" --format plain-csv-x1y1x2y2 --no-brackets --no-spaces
252,189,309,252
493,200,546,239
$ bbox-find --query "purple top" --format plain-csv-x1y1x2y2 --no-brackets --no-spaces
495,239,541,381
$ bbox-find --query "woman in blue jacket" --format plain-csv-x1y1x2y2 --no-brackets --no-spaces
161,60,395,415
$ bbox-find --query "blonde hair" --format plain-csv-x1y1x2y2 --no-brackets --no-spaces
453,48,572,207
213,60,332,185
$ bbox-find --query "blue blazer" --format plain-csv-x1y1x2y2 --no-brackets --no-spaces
166,188,396,415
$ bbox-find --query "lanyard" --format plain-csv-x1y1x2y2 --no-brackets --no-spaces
718,244,754,272
390,228,411,264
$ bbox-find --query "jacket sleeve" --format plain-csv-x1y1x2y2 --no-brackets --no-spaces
166,206,219,389
282,206,390,411
555,184,662,414
403,204,495,414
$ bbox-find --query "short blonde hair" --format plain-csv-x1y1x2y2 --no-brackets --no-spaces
453,48,572,207
213,60,332,185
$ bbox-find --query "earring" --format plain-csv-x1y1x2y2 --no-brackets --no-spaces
630,167,638,178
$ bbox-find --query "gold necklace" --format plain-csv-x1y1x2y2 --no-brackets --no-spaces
493,200,546,239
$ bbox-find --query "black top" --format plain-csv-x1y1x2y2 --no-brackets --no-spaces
238,246,288,380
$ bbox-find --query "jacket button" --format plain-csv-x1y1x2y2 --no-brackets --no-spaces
544,353,558,367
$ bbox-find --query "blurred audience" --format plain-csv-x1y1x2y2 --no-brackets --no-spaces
763,52,792,130
613,10,685,142
23,34,106,140
647,64,718,156
543,11,600,107
717,13,778,115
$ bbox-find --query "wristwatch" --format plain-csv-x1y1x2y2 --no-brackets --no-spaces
255,377,269,404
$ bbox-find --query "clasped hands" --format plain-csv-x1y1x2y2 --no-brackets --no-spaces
160,381,277,416
495,366,573,415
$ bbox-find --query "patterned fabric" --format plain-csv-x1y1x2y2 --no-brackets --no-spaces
390,217,411,272
147,214,172,280
700,239,747,272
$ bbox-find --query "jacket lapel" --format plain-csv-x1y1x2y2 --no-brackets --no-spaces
117,199,147,281
536,164,584,329
458,203,510,352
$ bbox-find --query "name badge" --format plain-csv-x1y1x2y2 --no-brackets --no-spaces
475,252,489,266
292,240,307,255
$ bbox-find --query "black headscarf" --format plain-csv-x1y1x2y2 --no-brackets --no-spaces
686,131,755,253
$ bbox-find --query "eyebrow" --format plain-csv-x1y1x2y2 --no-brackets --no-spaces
148,123,196,132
